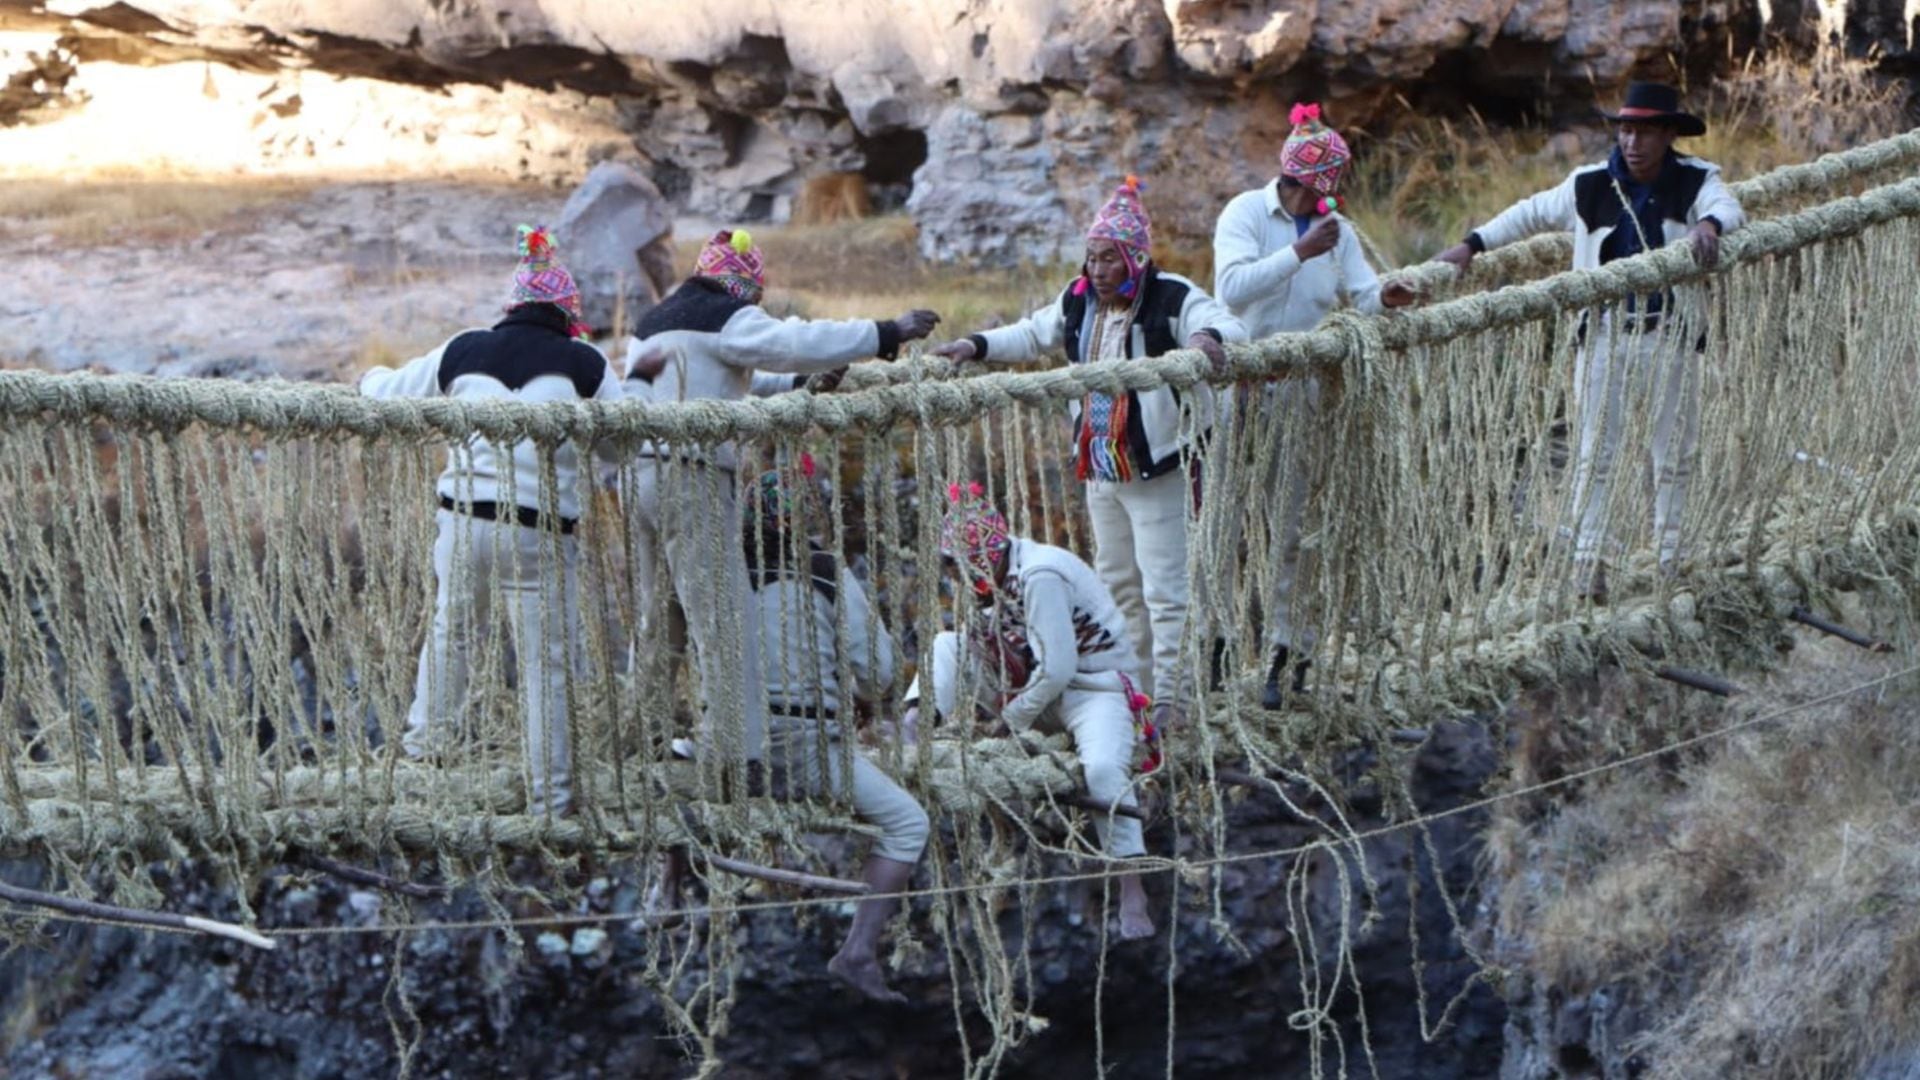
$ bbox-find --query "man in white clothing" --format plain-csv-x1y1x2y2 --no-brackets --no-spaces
905,484,1156,940
649,462,930,1002
1433,82,1744,596
930,178,1247,729
622,228,938,777
359,225,621,816
1212,103,1417,708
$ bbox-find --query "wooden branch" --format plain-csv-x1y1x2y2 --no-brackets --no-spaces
1062,794,1146,821
1389,728,1431,746
1790,607,1894,653
1212,767,1269,789
300,853,446,901
704,854,870,896
0,880,275,951
1655,666,1742,697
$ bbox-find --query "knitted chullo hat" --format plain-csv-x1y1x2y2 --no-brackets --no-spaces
1281,102,1352,212
939,481,1011,572
747,453,816,533
694,228,767,302
507,225,590,340
1080,175,1152,299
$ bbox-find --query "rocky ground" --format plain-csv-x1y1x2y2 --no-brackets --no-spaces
0,181,574,379
0,723,1506,1079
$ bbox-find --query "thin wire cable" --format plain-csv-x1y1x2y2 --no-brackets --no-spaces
8,659,1911,941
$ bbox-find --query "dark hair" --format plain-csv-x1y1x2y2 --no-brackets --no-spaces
1279,175,1304,189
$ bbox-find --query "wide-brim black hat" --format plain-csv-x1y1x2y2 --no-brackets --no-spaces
1598,81,1706,137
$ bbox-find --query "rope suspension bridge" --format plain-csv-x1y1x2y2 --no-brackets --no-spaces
1,129,1918,1077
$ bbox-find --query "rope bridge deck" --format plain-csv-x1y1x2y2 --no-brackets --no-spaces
2,130,1918,1076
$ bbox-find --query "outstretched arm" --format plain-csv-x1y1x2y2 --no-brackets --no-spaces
358,335,459,399
1435,171,1580,270
934,293,1069,365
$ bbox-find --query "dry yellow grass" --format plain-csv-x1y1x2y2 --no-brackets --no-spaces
756,215,1069,334
1489,625,1920,1079
0,177,308,246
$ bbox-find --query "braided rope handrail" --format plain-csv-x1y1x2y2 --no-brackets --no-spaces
1,168,1915,445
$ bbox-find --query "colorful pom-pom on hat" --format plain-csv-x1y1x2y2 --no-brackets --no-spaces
747,452,817,532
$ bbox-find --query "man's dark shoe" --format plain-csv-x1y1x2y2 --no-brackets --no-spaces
1261,646,1311,710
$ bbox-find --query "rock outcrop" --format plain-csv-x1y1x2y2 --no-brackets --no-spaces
555,161,677,333
7,0,1916,262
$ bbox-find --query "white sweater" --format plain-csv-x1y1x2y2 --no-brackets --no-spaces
1213,182,1384,339
359,308,622,522
997,538,1135,732
624,287,892,471
1470,154,1745,272
751,564,897,719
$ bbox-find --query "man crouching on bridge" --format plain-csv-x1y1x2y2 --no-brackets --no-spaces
905,483,1155,940
1433,82,1744,599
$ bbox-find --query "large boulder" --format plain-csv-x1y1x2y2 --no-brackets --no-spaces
555,161,676,334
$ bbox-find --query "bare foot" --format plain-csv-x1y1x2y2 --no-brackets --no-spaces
827,950,907,1004
1117,875,1155,940
1117,905,1155,941
637,854,687,931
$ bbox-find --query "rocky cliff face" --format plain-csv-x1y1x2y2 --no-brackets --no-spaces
6,0,1916,263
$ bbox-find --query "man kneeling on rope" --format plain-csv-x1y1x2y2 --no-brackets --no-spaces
905,483,1155,940
647,460,929,1002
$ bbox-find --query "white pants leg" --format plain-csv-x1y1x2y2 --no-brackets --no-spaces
1569,326,1634,566
1085,480,1151,696
1262,379,1318,651
1650,343,1701,571
916,630,962,721
404,509,578,814
632,460,767,762
500,521,580,815
1059,676,1145,858
1571,323,1684,568
403,510,487,760
770,717,929,863
1088,471,1191,706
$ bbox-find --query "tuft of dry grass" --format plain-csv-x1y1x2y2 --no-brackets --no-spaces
756,214,1069,335
1491,627,1920,1079
0,177,308,246
791,172,873,226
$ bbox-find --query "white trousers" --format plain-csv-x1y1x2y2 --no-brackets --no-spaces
404,509,578,814
1085,469,1191,707
1211,380,1318,651
1569,321,1701,570
629,460,768,762
768,717,929,863
921,631,1146,858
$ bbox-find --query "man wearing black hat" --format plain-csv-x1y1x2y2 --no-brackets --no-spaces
1432,82,1744,596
